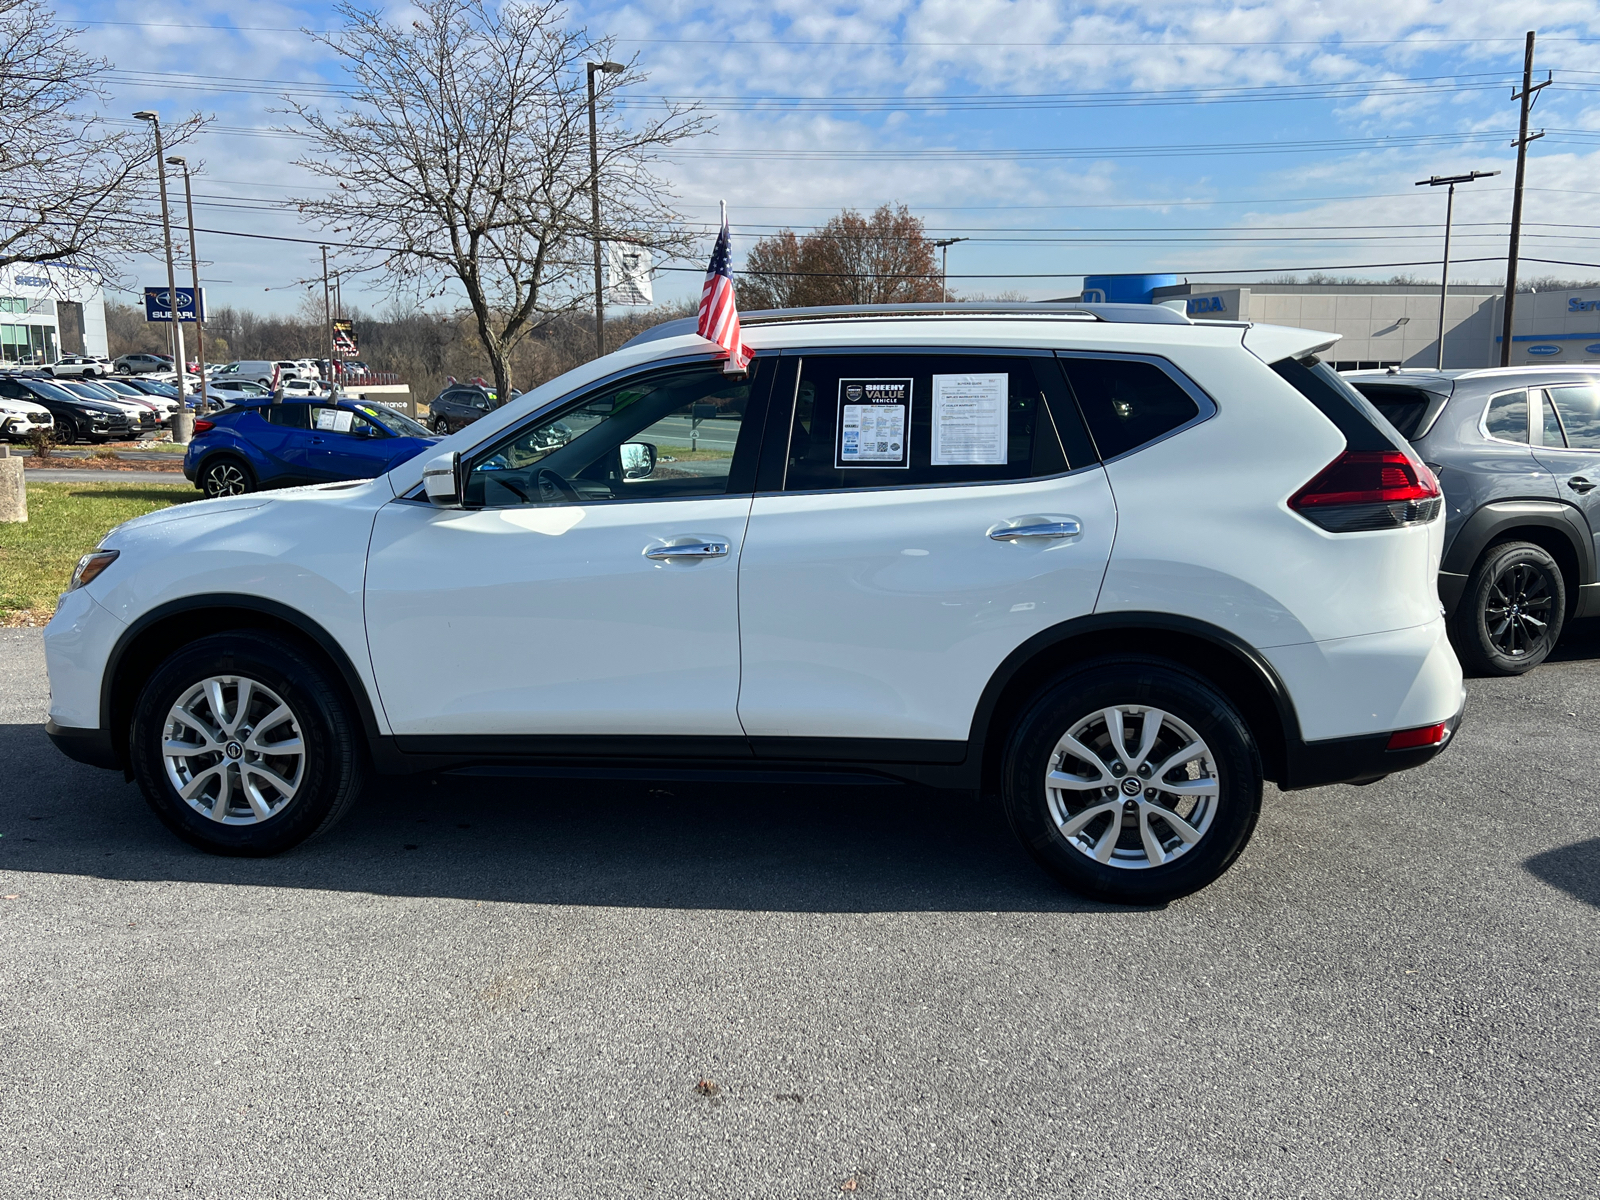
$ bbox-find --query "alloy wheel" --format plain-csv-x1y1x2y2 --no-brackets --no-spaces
1485,562,1555,659
1044,705,1220,870
203,462,248,496
161,675,304,824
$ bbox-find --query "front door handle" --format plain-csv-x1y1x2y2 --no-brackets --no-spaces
644,539,730,561
988,518,1082,542
1568,476,1596,495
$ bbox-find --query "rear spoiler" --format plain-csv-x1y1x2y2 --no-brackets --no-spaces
1242,324,1341,364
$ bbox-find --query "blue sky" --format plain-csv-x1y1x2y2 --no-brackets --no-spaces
60,0,1600,317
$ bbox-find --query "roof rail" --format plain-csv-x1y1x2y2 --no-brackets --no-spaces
618,301,1192,350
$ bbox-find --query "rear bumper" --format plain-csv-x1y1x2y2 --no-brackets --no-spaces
1279,704,1463,791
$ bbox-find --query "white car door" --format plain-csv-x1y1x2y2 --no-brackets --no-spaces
365,359,768,742
737,350,1117,751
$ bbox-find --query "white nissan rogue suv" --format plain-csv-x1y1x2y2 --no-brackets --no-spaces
43,304,1464,902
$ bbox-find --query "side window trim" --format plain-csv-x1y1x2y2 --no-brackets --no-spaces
1537,388,1578,451
768,346,1084,496
1056,349,1218,464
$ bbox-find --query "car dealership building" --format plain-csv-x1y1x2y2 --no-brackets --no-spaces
0,264,109,366
1069,274,1600,371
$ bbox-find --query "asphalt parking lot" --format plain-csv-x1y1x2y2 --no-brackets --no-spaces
2,627,1596,1199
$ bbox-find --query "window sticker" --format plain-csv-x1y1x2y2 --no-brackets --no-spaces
931,373,1008,465
835,377,911,468
314,407,354,433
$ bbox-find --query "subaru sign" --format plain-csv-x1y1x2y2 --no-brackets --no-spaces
1526,344,1562,357
144,286,206,323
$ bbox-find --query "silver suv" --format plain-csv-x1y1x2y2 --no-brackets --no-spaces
1346,366,1600,674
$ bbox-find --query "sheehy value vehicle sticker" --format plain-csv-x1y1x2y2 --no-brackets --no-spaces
836,377,911,468
313,406,355,433
931,373,1008,466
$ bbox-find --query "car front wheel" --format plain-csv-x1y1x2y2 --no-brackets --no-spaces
1452,540,1566,676
129,632,366,855
199,457,253,497
432,415,450,435
1000,659,1263,904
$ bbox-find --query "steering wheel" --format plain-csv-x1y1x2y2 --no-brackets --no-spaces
536,468,581,503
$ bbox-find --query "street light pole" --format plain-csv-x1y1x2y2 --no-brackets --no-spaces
166,156,209,425
1415,170,1499,369
932,237,968,301
133,111,187,425
587,60,624,359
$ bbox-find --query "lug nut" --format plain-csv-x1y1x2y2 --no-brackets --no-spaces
1111,762,1125,776
1137,764,1151,777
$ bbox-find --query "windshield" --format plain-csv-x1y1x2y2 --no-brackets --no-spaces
354,402,432,438
26,379,82,403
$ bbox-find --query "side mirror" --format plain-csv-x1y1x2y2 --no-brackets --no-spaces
422,450,464,508
620,441,656,480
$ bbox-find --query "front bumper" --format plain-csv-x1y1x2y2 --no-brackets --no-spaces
44,719,120,770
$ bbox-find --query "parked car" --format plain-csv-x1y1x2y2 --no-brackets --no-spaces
211,360,310,388
281,378,330,397
1344,365,1600,675
45,304,1464,903
206,380,272,401
97,377,182,422
58,380,161,431
113,353,170,375
0,392,53,440
0,374,133,441
182,397,439,497
426,383,505,434
47,353,114,379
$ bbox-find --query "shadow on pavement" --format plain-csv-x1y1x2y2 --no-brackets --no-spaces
1524,838,1600,909
1549,616,1600,665
0,722,1127,915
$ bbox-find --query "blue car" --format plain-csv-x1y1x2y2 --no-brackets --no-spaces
184,397,440,497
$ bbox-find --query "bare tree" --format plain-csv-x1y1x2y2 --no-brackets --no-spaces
0,0,202,283
284,0,706,400
737,205,943,310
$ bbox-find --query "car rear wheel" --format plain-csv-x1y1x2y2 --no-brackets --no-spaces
200,456,253,497
130,632,366,855
1000,659,1263,904
1452,540,1566,676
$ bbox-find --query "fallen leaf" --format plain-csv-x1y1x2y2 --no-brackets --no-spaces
695,1079,720,1097
841,1180,858,1193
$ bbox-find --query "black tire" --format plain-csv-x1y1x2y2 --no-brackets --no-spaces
432,415,450,435
129,631,366,856
1000,658,1263,904
54,416,80,444
1451,540,1566,676
199,455,254,497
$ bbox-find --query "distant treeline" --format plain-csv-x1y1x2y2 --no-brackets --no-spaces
105,299,694,400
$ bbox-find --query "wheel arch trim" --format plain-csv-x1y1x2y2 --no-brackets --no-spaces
1442,500,1595,586
100,593,384,769
966,611,1301,786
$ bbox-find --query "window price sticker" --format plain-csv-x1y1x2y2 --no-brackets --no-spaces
835,377,911,468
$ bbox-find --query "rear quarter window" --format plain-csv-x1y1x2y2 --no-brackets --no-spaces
1346,383,1444,440
1271,357,1405,453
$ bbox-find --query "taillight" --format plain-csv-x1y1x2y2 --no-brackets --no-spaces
193,418,214,433
1387,722,1449,751
1289,450,1442,533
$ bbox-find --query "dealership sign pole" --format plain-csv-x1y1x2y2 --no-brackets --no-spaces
134,111,187,410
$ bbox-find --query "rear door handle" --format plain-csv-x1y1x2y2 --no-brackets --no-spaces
988,518,1082,542
1568,476,1596,494
644,539,730,560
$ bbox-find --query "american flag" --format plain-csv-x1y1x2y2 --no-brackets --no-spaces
697,206,751,372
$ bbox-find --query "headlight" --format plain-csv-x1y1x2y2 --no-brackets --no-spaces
70,549,119,591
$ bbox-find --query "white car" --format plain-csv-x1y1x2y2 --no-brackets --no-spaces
0,394,53,439
47,354,114,379
281,377,328,397
42,303,1464,902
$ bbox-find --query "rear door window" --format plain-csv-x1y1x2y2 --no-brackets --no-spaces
265,403,309,429
780,353,1079,493
1547,384,1600,449
1059,355,1206,460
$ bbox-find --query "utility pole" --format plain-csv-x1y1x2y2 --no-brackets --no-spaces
133,111,187,416
1500,31,1550,366
321,246,333,393
586,60,624,359
932,237,968,301
1415,171,1498,369
166,156,210,424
